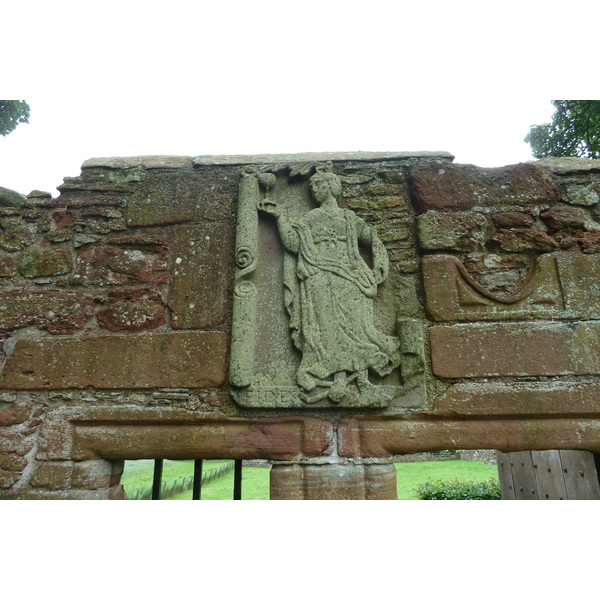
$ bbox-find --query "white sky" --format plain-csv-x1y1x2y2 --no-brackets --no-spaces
3,1,598,196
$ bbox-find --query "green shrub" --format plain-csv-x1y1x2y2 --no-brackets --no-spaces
415,478,501,500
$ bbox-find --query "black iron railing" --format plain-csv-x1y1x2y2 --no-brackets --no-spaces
150,459,243,500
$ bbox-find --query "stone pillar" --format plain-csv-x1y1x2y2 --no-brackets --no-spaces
12,459,125,500
270,461,398,500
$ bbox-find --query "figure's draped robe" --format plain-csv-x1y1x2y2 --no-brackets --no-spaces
282,207,400,392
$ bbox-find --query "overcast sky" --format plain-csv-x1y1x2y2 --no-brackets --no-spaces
3,1,598,196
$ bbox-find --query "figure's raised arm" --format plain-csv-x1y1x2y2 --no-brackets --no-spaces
257,202,300,253
275,214,300,253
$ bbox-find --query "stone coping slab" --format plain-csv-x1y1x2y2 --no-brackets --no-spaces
531,157,600,174
81,156,194,169
192,151,455,166
81,151,455,171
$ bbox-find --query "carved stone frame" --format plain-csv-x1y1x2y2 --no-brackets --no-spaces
229,163,426,409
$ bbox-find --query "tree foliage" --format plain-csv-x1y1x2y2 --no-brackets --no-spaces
525,101,600,159
0,101,30,137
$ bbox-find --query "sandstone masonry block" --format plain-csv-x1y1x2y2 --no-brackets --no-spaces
541,205,586,230
168,222,232,329
67,415,334,461
127,169,234,227
565,184,600,206
270,463,398,500
0,331,228,389
30,459,119,490
97,288,166,332
70,247,153,286
417,211,492,252
409,162,560,214
488,229,558,253
0,217,36,252
0,403,32,426
0,290,95,334
17,248,73,277
430,322,600,378
492,211,535,228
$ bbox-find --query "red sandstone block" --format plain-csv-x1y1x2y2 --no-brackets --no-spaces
0,403,32,426
575,231,600,253
420,254,563,322
30,460,116,490
432,381,600,417
270,463,398,500
0,432,34,456
409,162,560,214
70,247,153,286
430,322,600,378
0,331,228,390
52,211,77,230
97,288,166,332
488,229,558,253
0,289,95,335
167,222,232,329
30,461,72,489
0,469,20,489
0,454,29,471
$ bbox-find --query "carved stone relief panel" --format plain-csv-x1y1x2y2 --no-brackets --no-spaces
229,161,426,409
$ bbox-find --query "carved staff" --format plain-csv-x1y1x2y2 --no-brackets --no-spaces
229,169,260,388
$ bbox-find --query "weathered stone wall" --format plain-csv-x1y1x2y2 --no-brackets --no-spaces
2,152,600,499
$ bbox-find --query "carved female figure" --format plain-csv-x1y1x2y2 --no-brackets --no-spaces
260,163,400,403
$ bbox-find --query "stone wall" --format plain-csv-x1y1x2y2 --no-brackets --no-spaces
2,152,600,499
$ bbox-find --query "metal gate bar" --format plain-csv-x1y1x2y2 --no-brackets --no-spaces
192,459,203,500
151,459,164,500
150,458,241,500
233,459,242,500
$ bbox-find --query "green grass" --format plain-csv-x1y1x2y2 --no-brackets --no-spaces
121,459,233,499
121,459,500,500
168,465,271,500
395,460,499,499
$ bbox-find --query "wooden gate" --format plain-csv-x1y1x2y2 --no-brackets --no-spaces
496,450,600,500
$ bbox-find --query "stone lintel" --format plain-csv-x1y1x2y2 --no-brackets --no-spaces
337,417,600,457
36,408,334,461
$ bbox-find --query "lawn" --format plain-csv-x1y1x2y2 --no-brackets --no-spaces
121,459,500,500
121,459,233,500
394,460,499,500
